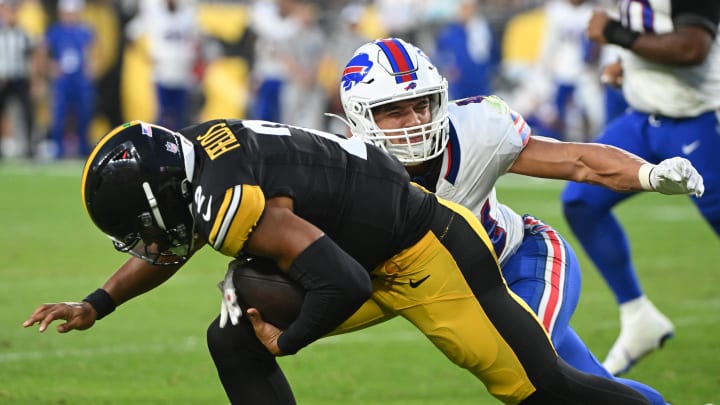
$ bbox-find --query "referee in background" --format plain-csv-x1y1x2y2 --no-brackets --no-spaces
0,0,37,159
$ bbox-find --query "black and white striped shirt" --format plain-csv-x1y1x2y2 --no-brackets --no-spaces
0,24,34,80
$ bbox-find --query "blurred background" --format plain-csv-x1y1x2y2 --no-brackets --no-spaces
0,0,618,161
3,2,719,403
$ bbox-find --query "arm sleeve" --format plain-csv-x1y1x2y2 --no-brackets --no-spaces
277,235,372,355
672,0,720,37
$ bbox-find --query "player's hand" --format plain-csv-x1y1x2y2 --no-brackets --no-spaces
587,9,610,44
650,157,705,197
246,308,284,356
217,267,242,328
601,60,623,87
23,302,97,333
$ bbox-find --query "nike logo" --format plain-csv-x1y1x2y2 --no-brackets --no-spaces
681,140,701,155
409,275,430,288
202,196,213,222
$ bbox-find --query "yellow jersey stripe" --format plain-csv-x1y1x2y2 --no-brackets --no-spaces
211,185,265,257
209,186,237,248
214,186,243,250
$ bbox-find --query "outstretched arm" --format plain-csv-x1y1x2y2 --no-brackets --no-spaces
509,136,704,196
23,256,183,333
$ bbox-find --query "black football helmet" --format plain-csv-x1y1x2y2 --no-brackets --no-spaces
81,120,195,265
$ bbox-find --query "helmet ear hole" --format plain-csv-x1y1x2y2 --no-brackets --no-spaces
350,102,363,115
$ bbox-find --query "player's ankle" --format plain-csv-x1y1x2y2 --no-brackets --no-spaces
619,295,649,317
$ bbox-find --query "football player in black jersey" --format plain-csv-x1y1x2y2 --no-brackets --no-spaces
24,119,650,404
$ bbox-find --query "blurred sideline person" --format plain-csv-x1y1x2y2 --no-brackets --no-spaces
125,0,201,130
25,119,652,404
537,0,600,141
278,2,326,129
0,0,38,159
561,1,720,376
39,0,95,159
433,0,499,99
334,38,705,405
248,0,298,123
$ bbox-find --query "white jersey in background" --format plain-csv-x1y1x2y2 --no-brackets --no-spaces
540,0,595,85
125,1,200,88
618,0,720,117
435,95,530,264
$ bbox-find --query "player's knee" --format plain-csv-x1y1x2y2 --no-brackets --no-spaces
206,317,254,357
206,317,229,359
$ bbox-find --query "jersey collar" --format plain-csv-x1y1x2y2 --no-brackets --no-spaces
178,133,196,181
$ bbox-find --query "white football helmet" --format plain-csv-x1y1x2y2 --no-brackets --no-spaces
338,38,449,164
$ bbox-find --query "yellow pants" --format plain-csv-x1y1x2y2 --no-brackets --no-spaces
331,198,555,404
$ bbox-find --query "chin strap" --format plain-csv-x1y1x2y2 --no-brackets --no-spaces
142,181,167,230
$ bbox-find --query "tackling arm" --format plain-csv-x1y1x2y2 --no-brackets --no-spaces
509,136,704,196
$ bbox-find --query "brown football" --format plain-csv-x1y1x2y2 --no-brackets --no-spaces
229,256,305,329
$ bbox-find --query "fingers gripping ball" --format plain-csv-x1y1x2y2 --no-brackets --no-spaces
229,257,305,329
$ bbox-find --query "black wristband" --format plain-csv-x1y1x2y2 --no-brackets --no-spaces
83,288,116,320
603,20,641,49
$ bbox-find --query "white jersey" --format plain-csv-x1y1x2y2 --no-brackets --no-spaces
618,0,720,117
436,95,531,264
126,2,200,87
541,0,595,84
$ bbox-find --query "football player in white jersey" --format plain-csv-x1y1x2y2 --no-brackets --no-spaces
562,0,720,376
337,38,704,405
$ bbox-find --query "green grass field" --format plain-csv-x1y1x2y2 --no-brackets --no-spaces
1,161,718,404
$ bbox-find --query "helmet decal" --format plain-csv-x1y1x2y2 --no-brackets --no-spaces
140,121,152,137
341,53,373,92
375,38,418,83
165,141,179,154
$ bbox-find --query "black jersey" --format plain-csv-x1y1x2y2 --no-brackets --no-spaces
181,119,436,270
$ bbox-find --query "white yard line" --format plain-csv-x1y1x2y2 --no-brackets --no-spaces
5,314,720,364
0,330,422,363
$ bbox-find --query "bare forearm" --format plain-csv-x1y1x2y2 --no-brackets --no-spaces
630,27,712,65
568,143,647,191
102,257,181,306
510,137,646,192
24,257,182,333
588,10,713,66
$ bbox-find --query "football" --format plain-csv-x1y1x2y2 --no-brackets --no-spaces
229,256,305,329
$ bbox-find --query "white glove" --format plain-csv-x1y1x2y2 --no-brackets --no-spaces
639,157,704,197
217,267,242,328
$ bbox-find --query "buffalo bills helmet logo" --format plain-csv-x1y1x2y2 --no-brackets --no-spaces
342,53,373,91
